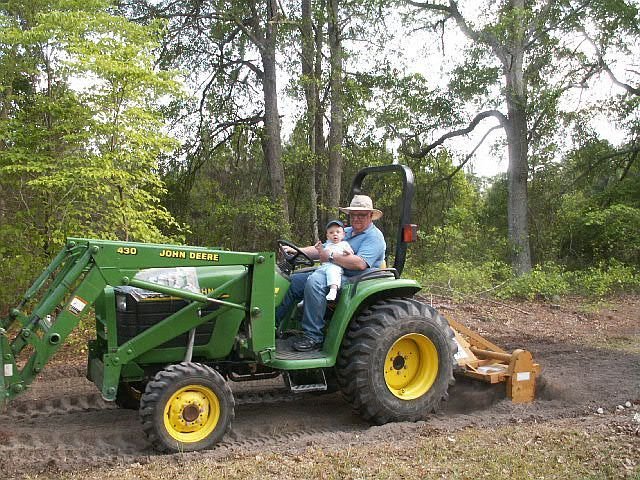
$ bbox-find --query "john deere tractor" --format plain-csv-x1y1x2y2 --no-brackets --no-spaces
0,164,539,452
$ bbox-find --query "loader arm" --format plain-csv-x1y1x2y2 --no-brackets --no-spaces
0,238,276,406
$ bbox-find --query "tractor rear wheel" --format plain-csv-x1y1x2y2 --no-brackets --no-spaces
140,362,234,452
336,298,456,424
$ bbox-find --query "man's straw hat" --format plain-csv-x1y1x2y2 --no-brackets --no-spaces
338,195,383,221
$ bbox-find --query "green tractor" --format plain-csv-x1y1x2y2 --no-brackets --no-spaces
0,164,538,452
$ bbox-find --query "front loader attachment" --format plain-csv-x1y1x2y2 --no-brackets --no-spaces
0,240,96,407
0,330,16,408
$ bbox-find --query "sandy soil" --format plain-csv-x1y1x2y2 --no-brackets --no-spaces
0,295,638,478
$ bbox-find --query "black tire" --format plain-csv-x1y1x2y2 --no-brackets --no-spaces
140,362,234,453
336,298,456,424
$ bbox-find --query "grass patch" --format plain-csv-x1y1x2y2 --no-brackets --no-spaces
594,334,640,354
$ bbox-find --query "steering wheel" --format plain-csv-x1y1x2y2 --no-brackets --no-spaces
277,239,314,274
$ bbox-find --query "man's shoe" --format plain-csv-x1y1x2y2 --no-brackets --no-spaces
292,335,322,352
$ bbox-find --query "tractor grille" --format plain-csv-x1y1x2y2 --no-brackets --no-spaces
115,291,217,348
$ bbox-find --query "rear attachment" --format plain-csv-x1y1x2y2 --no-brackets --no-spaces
448,317,540,403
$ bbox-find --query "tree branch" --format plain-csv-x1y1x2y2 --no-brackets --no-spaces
406,1,508,67
405,0,451,15
559,145,640,197
582,31,640,96
233,15,265,54
401,109,507,158
525,0,590,50
619,148,638,182
422,125,503,198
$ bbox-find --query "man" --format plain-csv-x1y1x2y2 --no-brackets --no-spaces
276,195,386,352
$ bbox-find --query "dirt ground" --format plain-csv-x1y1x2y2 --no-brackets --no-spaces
0,294,638,478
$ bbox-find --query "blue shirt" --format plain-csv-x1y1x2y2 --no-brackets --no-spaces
343,223,386,276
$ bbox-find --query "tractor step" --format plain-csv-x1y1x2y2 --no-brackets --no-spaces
283,370,327,393
275,338,325,360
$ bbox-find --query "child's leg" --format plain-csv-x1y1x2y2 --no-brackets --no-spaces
326,284,338,301
325,264,342,301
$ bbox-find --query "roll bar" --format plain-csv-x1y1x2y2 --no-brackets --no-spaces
349,164,415,277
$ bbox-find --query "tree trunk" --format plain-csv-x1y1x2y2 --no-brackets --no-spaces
326,0,343,215
260,0,289,225
503,13,532,275
0,85,10,223
314,0,326,229
302,0,319,242
505,101,532,274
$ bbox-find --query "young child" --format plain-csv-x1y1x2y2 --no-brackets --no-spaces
318,220,353,301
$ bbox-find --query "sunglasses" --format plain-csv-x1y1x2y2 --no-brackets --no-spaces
349,212,371,219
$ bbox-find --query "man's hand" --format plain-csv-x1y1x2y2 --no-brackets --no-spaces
316,241,331,263
280,243,319,261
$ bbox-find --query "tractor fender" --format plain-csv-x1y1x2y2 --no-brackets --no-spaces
322,276,422,362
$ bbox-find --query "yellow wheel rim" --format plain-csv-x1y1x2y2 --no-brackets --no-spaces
384,333,439,400
163,385,221,443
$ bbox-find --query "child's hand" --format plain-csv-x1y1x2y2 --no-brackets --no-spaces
314,241,323,252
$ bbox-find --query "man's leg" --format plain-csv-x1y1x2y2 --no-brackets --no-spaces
275,270,313,326
298,270,328,346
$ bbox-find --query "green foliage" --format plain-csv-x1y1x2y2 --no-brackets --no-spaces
190,196,286,252
349,70,457,144
496,261,640,300
567,261,640,296
410,259,639,301
572,204,640,264
399,153,509,267
449,49,501,102
408,260,511,300
0,251,46,314
555,195,640,268
586,0,640,45
496,263,571,300
0,1,181,242
171,128,291,252
0,0,182,308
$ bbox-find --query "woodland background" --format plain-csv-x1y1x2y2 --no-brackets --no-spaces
0,0,639,308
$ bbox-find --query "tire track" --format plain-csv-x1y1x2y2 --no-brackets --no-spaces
0,386,306,422
1,392,115,420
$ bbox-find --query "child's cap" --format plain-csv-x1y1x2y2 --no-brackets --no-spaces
326,219,344,230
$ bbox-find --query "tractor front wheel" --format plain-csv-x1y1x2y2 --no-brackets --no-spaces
336,298,456,424
140,362,234,452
